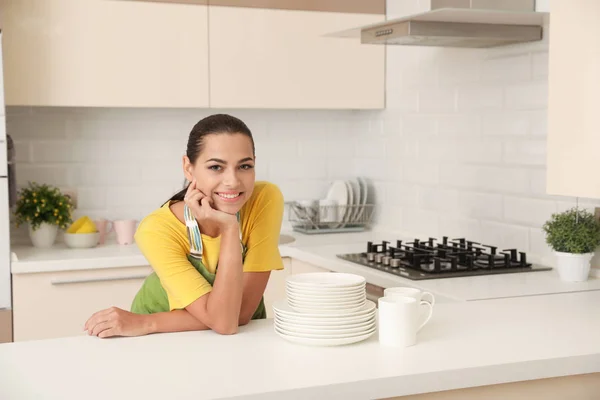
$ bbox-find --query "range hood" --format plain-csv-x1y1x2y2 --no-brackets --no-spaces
337,0,547,48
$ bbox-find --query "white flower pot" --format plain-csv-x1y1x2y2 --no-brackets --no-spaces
554,251,593,282
28,223,58,248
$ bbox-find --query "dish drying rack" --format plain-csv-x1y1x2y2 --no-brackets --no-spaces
287,202,375,234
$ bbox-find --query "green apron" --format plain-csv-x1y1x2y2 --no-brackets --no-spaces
130,208,266,320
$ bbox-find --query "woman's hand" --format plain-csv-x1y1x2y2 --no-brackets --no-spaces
84,307,153,338
184,179,238,228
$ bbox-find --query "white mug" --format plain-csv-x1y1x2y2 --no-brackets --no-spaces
384,287,436,307
378,296,433,348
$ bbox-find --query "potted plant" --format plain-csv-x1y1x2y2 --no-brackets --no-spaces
14,182,74,248
543,207,600,282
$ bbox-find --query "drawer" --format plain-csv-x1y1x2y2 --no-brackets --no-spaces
12,266,152,341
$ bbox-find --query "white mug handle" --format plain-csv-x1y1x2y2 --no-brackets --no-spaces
417,300,433,332
422,291,435,307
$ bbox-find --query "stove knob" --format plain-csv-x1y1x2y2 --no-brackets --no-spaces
374,253,385,264
382,256,391,266
390,259,401,268
367,252,376,262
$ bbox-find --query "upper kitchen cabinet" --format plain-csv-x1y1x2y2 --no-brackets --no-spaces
208,4,385,109
547,0,600,199
0,0,209,108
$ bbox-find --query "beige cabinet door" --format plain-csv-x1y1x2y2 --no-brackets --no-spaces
12,266,152,341
263,257,292,318
547,0,600,198
1,0,209,107
208,6,384,109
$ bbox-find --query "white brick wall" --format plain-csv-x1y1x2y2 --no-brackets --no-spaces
7,107,376,230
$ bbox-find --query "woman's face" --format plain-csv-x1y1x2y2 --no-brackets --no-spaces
184,133,255,215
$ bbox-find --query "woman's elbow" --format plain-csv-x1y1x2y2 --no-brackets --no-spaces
212,320,239,335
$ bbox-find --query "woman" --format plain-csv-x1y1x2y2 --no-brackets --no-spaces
84,114,284,337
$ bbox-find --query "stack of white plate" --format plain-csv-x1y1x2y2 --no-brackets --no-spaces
273,273,376,346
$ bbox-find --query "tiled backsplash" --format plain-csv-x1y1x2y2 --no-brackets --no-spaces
379,1,600,264
6,0,600,264
6,107,381,229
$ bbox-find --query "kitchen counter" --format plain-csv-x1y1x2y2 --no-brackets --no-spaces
1,290,599,400
11,230,600,302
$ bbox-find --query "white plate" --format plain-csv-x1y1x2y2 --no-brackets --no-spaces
355,177,369,221
286,285,366,296
287,297,366,308
274,328,376,346
325,180,348,228
347,179,361,223
287,286,366,296
275,319,375,335
274,316,377,332
288,303,366,315
287,295,366,306
342,180,354,227
275,324,376,339
275,311,376,326
274,299,376,318
287,273,366,288
285,289,367,303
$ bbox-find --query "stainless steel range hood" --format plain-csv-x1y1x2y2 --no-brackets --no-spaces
336,0,547,48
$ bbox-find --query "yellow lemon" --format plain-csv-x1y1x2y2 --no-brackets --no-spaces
67,216,97,234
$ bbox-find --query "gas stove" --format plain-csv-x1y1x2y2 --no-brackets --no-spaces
336,237,552,280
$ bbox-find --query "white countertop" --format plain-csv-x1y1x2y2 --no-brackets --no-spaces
11,230,600,302
1,290,599,400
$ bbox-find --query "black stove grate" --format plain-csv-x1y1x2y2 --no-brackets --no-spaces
336,236,552,280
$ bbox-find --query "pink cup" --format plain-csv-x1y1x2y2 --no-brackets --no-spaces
94,219,113,245
113,220,137,245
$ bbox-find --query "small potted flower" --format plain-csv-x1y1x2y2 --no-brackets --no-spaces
543,207,600,282
14,182,74,248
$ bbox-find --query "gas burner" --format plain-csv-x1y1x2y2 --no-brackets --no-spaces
337,236,552,280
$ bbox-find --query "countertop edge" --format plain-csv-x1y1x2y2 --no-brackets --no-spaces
228,353,599,399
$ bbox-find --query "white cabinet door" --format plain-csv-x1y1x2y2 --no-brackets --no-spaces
1,0,209,108
0,179,9,310
547,0,600,198
209,6,384,109
0,132,6,176
263,257,291,318
0,31,5,114
12,266,152,341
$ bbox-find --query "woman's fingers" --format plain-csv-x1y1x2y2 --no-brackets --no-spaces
84,307,114,331
90,321,114,337
200,196,213,209
185,178,196,196
98,329,117,339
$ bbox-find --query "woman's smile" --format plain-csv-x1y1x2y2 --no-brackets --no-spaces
215,191,244,203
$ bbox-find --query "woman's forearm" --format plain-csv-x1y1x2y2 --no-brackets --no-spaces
205,222,244,333
147,309,210,334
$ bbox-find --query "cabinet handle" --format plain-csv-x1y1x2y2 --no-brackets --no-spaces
51,274,149,285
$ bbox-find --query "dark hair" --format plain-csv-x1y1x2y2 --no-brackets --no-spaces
166,114,255,204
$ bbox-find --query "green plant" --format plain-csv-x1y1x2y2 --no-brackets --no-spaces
14,182,74,231
543,207,600,254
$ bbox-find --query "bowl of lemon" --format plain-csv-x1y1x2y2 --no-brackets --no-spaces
64,217,100,248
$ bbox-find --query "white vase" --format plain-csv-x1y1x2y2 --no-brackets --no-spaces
554,251,593,282
28,223,58,248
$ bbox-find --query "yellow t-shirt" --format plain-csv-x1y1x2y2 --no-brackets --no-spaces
135,181,284,310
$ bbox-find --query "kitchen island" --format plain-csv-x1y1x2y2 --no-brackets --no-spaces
1,290,599,399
